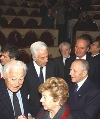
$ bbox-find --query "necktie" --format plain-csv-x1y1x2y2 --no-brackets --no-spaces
74,84,78,93
13,93,22,118
39,67,44,83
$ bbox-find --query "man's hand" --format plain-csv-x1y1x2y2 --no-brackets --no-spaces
18,115,27,119
28,115,35,119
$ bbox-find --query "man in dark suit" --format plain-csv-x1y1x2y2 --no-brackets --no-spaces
41,8,55,29
89,39,100,60
65,34,100,87
53,42,71,79
68,59,100,119
25,41,59,118
0,60,32,119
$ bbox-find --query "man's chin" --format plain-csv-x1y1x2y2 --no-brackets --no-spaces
10,88,20,93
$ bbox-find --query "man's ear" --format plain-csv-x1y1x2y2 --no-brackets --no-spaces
69,48,71,53
59,49,62,55
11,58,16,60
32,55,36,61
98,48,100,52
83,70,88,77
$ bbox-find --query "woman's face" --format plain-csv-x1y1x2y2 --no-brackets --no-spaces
40,90,59,112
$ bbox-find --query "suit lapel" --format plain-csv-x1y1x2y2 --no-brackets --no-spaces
20,87,28,117
32,62,41,84
1,82,15,118
73,79,89,98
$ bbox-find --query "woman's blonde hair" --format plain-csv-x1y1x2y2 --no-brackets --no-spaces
38,77,69,105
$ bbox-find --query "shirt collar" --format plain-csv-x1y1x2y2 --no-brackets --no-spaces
63,55,70,59
76,55,86,60
91,53,100,57
33,60,40,68
77,76,88,90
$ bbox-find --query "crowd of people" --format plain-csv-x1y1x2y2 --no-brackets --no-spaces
40,0,99,44
0,32,100,119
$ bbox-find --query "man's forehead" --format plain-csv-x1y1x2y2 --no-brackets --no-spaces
1,51,9,55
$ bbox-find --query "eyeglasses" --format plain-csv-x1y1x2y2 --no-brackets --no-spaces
92,43,99,48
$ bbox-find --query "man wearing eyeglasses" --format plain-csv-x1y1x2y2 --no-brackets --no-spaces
89,39,100,60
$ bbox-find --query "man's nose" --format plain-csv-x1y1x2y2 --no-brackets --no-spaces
15,80,20,86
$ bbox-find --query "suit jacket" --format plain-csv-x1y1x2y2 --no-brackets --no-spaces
92,54,100,61
24,60,59,117
65,54,100,87
68,79,100,119
36,104,74,119
0,78,28,119
88,52,100,61
41,14,54,29
53,56,65,79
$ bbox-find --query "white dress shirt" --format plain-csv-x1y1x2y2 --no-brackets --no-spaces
0,63,3,78
33,61,46,82
76,55,86,60
8,89,24,115
77,76,88,91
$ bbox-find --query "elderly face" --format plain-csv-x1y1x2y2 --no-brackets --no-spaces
60,45,71,58
4,68,25,93
0,52,15,66
70,61,87,83
40,90,59,112
32,49,48,67
75,39,89,58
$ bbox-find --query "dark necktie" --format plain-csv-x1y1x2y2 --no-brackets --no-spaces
13,93,22,118
39,67,44,83
74,84,78,93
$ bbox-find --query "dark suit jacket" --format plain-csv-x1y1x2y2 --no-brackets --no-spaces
0,78,28,119
65,54,100,87
24,60,59,117
53,56,65,79
92,54,100,61
41,14,54,29
68,79,100,119
88,52,100,61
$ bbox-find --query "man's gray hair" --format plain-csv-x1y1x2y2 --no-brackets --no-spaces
74,59,89,71
59,42,71,51
30,41,48,57
3,60,27,78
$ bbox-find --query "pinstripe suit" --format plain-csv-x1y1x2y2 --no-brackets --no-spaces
0,78,28,119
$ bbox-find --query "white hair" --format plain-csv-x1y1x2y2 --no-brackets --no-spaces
59,42,71,51
30,41,48,57
74,59,89,71
3,60,27,78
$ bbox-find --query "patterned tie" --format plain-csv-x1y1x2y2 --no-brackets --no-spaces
74,84,78,93
39,67,44,83
13,93,22,118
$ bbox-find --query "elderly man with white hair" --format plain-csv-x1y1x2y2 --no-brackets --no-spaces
24,41,59,118
0,60,33,119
